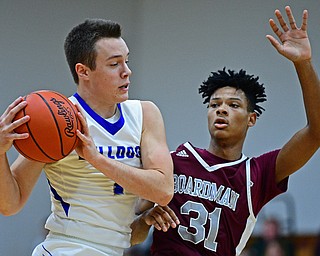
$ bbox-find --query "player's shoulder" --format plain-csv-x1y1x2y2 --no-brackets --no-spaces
251,149,280,163
171,141,200,152
122,99,141,105
139,100,159,111
120,99,142,113
139,100,164,123
170,142,199,159
171,142,187,154
123,100,158,112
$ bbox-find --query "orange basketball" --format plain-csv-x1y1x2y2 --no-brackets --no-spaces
13,90,81,163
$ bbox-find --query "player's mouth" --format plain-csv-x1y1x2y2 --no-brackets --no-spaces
214,117,228,129
119,83,129,90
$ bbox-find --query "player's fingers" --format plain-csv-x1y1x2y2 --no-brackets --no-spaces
301,10,308,31
145,214,168,231
7,96,25,111
148,207,173,231
269,19,282,39
75,104,88,123
75,104,86,119
0,101,29,135
274,9,289,32
266,35,281,49
76,129,86,141
153,222,162,231
162,206,180,226
145,208,164,223
10,115,30,131
154,206,178,230
284,6,297,30
76,110,89,135
7,131,29,141
2,98,27,121
144,213,162,230
153,214,170,231
158,211,176,229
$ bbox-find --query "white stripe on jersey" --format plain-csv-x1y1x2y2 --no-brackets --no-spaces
183,142,248,171
235,159,257,255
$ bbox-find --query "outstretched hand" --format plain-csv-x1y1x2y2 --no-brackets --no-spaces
266,6,311,63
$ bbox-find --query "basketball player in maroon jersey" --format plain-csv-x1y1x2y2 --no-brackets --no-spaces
130,6,320,256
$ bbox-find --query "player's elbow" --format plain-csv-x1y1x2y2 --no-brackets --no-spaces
156,186,174,206
0,197,24,216
0,205,20,216
0,210,15,217
150,167,174,206
307,125,320,146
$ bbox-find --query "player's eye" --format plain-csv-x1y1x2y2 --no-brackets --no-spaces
210,103,219,108
230,103,239,108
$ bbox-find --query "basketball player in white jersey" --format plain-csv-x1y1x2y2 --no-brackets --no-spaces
0,19,173,255
130,6,320,256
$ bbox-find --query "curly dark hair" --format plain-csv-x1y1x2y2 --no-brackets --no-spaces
199,67,267,117
64,19,122,84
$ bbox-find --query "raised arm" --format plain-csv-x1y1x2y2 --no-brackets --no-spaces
266,6,320,182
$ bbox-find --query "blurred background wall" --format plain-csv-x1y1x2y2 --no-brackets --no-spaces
1,0,320,255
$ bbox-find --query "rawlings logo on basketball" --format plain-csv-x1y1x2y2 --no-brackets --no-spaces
50,97,75,137
13,90,81,163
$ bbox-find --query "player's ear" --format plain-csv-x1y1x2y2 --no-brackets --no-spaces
75,63,89,80
248,112,257,127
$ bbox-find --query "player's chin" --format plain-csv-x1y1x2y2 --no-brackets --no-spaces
211,129,228,138
116,92,129,102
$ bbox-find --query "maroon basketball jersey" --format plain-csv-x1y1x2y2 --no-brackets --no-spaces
151,142,288,256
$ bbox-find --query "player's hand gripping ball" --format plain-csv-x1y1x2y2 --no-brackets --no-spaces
13,90,81,163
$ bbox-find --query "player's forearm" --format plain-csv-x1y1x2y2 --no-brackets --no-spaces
0,154,22,215
294,59,320,138
130,213,152,246
90,154,173,205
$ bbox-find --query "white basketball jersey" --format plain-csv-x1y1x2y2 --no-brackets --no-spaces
43,94,142,252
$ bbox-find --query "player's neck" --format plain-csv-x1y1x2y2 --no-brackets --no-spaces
76,90,118,119
208,141,243,161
